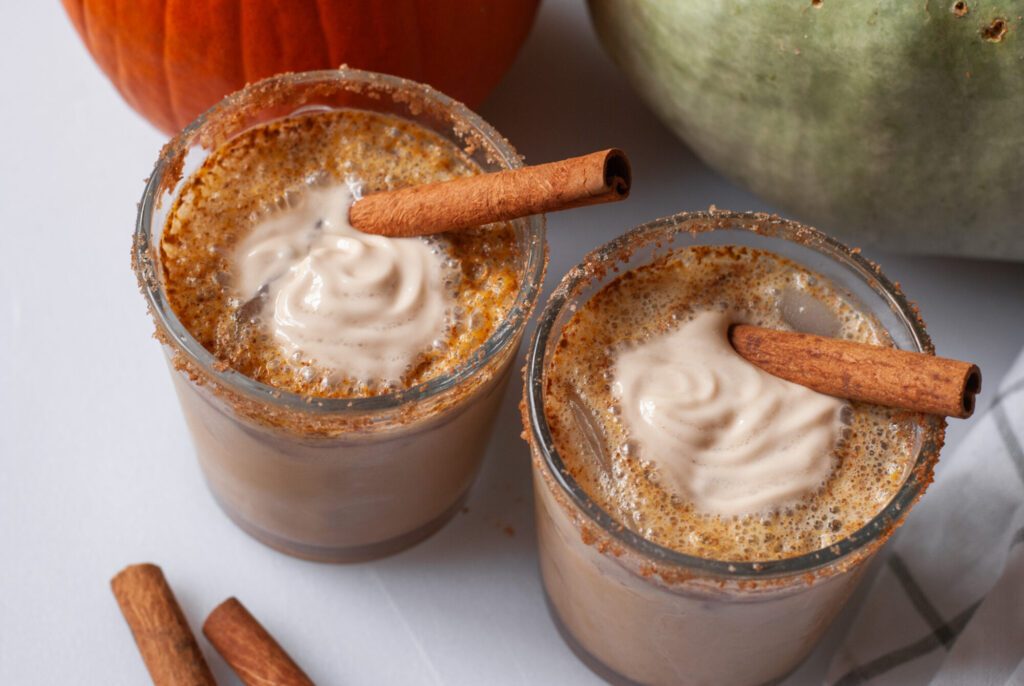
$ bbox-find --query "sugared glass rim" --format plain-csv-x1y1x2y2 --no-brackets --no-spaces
133,68,546,416
525,210,946,579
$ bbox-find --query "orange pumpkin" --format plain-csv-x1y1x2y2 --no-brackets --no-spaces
62,0,540,135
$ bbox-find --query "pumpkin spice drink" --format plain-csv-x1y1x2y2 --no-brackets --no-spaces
523,211,946,686
161,110,521,398
134,70,545,561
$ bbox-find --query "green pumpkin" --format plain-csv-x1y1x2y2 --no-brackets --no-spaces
588,0,1023,259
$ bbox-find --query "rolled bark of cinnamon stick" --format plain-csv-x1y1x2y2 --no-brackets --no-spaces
203,597,314,686
349,148,631,237
110,563,216,686
729,324,981,418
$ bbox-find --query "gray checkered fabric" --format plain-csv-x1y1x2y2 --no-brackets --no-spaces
823,351,1024,685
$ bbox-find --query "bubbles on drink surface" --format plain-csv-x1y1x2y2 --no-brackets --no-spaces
159,108,523,398
545,245,918,562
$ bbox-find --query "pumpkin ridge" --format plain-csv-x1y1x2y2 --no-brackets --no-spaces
162,0,185,131
112,0,127,106
123,0,177,133
411,1,428,86
61,0,86,43
265,1,285,74
80,0,94,53
310,0,334,70
80,0,109,83
81,0,136,124
238,0,252,83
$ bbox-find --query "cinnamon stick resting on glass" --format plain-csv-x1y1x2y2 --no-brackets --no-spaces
347,150,978,419
349,148,630,237
729,324,981,419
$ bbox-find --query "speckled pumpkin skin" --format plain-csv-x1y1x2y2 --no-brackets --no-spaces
589,0,1024,259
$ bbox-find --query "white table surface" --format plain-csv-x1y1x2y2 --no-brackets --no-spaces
2,2,1022,684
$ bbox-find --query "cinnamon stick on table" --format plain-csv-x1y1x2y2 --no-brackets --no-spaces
203,597,315,686
110,563,216,686
729,324,981,419
349,148,630,237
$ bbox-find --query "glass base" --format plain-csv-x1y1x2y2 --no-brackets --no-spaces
543,589,641,686
211,488,470,563
542,589,793,686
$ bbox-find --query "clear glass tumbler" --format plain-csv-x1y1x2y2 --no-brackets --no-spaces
522,211,945,685
134,69,546,562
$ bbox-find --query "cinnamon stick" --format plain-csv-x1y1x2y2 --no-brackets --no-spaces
349,148,631,237
729,324,981,418
110,563,216,686
203,597,314,686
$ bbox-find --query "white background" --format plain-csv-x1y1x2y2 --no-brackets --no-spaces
2,2,1023,684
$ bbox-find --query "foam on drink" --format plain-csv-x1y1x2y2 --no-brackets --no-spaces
160,108,522,398
234,182,459,386
613,310,846,517
544,244,916,562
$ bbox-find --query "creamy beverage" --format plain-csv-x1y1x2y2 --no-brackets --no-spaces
161,107,521,398
135,70,545,561
523,212,944,685
544,244,912,561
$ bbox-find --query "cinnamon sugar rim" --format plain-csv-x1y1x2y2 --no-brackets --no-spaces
524,210,946,581
133,69,546,416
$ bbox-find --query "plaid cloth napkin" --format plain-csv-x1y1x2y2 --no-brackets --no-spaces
824,348,1024,685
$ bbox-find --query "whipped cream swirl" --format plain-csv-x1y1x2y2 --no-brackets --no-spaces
234,183,454,384
613,311,845,516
